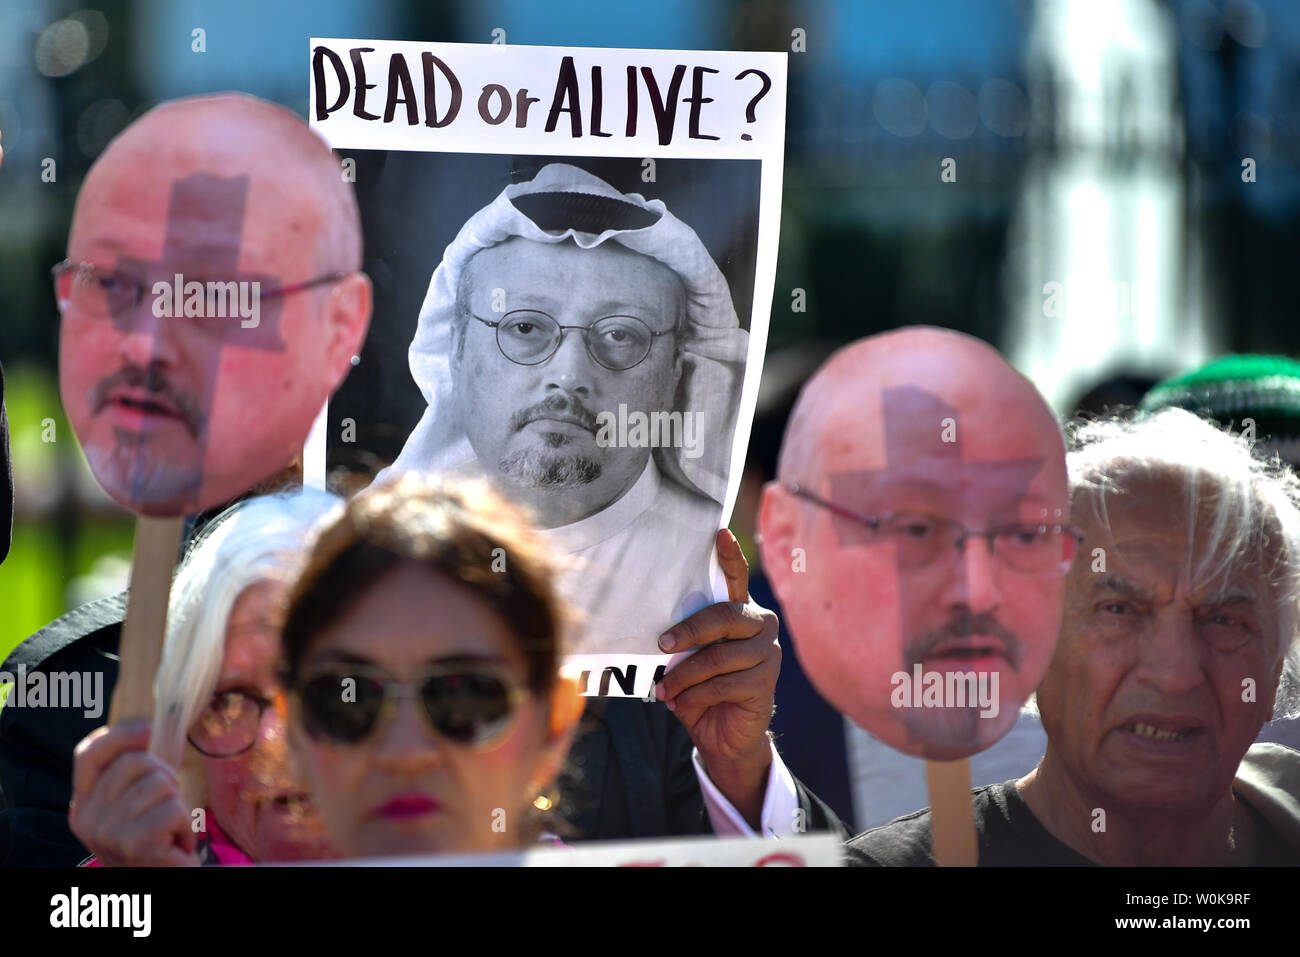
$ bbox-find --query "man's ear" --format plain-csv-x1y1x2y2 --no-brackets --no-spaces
669,295,688,380
759,479,800,596
323,272,372,387
450,317,467,376
666,329,685,400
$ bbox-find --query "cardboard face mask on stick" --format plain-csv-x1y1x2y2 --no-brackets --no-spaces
760,327,1074,762
57,93,371,724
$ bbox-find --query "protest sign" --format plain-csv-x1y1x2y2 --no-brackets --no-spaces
310,832,842,867
310,40,786,696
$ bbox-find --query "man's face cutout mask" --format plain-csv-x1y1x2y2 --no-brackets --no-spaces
60,172,331,516
775,385,1071,760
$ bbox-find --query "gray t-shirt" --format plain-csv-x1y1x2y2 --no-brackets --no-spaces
845,779,1300,866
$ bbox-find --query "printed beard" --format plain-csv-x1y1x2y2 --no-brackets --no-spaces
498,439,602,489
85,431,204,508
902,697,984,753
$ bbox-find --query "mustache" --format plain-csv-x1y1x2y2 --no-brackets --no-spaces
509,393,597,434
905,611,1025,671
90,363,205,438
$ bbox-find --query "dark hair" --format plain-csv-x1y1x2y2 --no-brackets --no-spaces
280,473,566,691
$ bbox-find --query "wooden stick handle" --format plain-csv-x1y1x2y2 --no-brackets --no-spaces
107,515,185,725
927,758,978,866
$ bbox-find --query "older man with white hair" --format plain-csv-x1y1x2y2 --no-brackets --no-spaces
849,408,1300,865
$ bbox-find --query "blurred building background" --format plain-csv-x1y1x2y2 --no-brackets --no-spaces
1,0,1298,826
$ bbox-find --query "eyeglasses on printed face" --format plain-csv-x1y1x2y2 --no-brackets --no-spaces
52,259,348,336
470,309,674,372
292,664,526,749
787,482,1083,573
188,689,274,758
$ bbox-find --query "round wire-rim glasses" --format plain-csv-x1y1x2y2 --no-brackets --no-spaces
470,309,674,371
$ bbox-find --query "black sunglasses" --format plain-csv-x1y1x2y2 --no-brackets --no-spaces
293,664,524,749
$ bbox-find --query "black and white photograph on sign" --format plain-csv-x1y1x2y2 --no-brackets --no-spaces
327,152,761,663
308,39,786,697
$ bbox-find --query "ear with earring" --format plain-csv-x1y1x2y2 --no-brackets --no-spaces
525,673,585,840
527,781,569,846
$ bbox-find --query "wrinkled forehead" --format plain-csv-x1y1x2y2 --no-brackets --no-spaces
221,580,289,671
1074,465,1282,599
462,238,685,308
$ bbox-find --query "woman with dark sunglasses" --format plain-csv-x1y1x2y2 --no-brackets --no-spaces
70,488,343,865
279,473,585,860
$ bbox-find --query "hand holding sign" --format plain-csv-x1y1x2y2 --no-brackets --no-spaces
312,41,786,690
69,721,199,867
57,93,372,724
655,529,779,828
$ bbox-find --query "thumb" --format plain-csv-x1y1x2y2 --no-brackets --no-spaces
717,528,751,604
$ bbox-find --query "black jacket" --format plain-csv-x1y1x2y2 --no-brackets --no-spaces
0,592,846,864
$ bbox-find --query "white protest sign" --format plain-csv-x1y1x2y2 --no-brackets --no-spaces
304,833,842,867
309,40,787,695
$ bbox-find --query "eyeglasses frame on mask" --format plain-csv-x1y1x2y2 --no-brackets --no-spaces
787,481,1084,573
52,259,349,334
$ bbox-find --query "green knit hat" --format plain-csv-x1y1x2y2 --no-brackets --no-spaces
1140,354,1300,463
